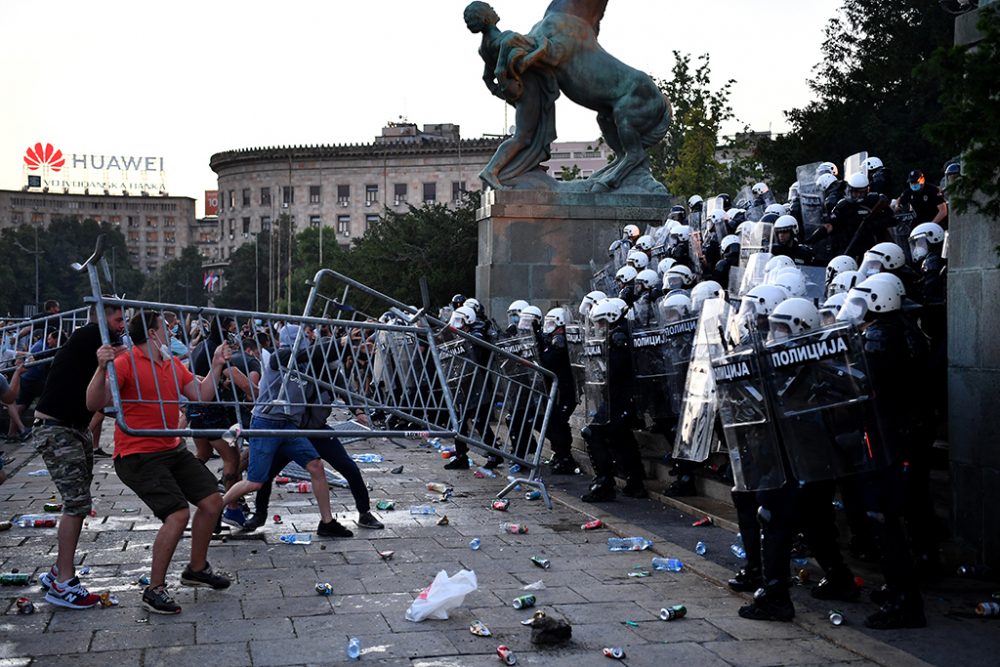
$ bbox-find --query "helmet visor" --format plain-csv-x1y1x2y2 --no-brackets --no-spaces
542,319,557,335
507,313,520,328
909,238,928,262
859,258,883,278
769,321,793,343
517,316,536,332
665,274,685,291
836,296,868,325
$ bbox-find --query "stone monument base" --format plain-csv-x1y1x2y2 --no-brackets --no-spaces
476,188,671,318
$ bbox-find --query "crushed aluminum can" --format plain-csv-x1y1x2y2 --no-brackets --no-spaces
692,516,714,527
497,644,517,665
377,550,395,561
976,601,1000,616
581,519,603,530
491,499,510,512
602,647,626,660
99,591,119,607
469,620,492,636
525,490,542,501
272,514,283,524
137,574,150,586
274,476,291,485
829,609,845,626
315,582,334,596
530,556,551,569
512,594,536,610
16,597,35,615
0,520,12,531
437,515,450,526
43,502,63,513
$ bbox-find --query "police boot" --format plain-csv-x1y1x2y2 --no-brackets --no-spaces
621,477,648,499
738,580,795,622
550,456,579,475
728,567,764,593
865,592,926,630
581,475,616,503
811,566,861,602
665,473,696,497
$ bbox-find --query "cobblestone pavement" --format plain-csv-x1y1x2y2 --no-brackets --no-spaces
0,426,981,666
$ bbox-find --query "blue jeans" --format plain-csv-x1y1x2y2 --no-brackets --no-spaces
246,416,320,484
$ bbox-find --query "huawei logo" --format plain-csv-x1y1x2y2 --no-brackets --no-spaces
24,142,65,172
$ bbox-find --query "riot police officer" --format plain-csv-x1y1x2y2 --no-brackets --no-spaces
712,235,741,288
807,173,894,262
770,215,816,266
540,308,579,474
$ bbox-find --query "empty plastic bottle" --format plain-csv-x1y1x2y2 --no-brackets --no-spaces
278,533,313,545
695,541,707,556
469,538,481,550
607,537,653,552
500,522,528,534
652,557,683,572
730,544,747,559
353,453,384,463
15,515,57,528
409,505,437,515
508,464,521,474
475,467,498,478
346,637,361,660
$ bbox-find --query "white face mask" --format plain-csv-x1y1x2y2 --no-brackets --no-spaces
159,343,172,359
836,297,868,326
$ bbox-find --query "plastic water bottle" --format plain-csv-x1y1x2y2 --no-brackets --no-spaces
428,437,441,450
730,544,747,559
652,557,683,572
469,538,481,550
695,541,707,556
16,515,57,528
509,464,521,474
278,533,313,545
409,505,437,515
475,467,498,478
607,537,653,552
353,453,384,463
346,637,361,660
500,522,528,534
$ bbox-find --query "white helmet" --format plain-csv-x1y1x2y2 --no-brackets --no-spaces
708,208,728,230
626,249,650,270
863,156,884,173
846,172,870,189
720,234,741,255
464,297,482,314
752,182,770,197
908,222,945,262
764,255,796,275
669,225,692,244
664,219,680,235
507,299,530,316
579,290,607,318
816,173,837,191
837,276,901,323
829,270,862,296
542,307,568,333
517,305,543,331
589,297,627,324
764,203,785,217
656,257,677,275
635,269,660,291
742,284,788,317
860,242,906,276
817,161,839,178
865,272,907,299
773,215,799,235
623,224,641,241
658,291,692,322
449,305,476,329
615,265,638,285
690,280,723,312
819,292,848,325
688,194,704,209
768,297,820,340
826,255,858,286
635,235,654,252
788,181,800,200
769,267,807,297
735,221,754,237
663,264,695,290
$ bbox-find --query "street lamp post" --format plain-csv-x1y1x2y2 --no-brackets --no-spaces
14,227,42,314
176,281,190,305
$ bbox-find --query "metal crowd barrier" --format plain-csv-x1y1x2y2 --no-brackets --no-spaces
0,306,91,373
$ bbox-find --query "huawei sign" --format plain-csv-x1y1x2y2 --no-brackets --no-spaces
24,142,65,172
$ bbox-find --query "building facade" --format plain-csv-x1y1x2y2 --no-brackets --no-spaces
542,139,614,180
208,123,502,261
0,189,196,273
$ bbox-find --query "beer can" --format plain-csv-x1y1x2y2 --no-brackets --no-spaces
43,502,63,513
512,594,536,610
496,644,517,665
691,516,713,527
659,604,687,621
829,609,845,626
315,582,334,596
492,499,510,512
525,490,542,501
530,556,551,569
581,519,603,530
16,597,34,615
602,647,626,659
375,500,395,511
976,601,1000,617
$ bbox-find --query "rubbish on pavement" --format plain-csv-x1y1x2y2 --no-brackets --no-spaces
530,556,550,569
829,609,845,626
651,557,684,572
660,605,687,621
602,647,626,660
731,544,747,559
346,636,361,660
521,610,546,625
470,620,492,636
273,514,283,524
99,591,119,607
627,568,650,578
607,537,652,552
16,597,34,614
692,516,713,527
15,515,57,528
976,601,1000,617
78,566,91,576
0,520,11,532
512,594,536,610
581,519,603,530
525,490,542,501
0,573,33,585
278,533,312,545
315,582,334,596
695,541,707,556
530,615,572,645
274,476,291,484
427,482,452,494
390,466,404,474
491,499,510,512
352,453,384,463
469,538,482,550
289,482,312,494
26,470,50,476
375,500,395,511
378,550,395,561
497,645,517,665
410,505,437,515
523,580,546,591
137,575,151,586
405,569,478,622
441,448,456,459
622,620,639,627
500,522,528,534
437,515,450,526
797,568,811,583
43,501,62,512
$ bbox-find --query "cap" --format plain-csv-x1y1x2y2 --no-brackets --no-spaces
907,169,924,184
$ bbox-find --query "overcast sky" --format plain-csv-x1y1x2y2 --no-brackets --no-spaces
0,1,837,216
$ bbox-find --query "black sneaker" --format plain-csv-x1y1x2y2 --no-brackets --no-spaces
180,562,231,589
357,512,384,530
550,457,579,475
738,584,795,622
317,518,354,538
92,447,113,459
483,455,504,470
581,484,615,503
443,455,470,470
621,483,648,499
142,584,182,614
241,513,267,532
728,567,764,593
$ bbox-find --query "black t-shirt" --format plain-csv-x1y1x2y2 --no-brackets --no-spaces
35,323,102,429
226,352,261,403
898,184,947,228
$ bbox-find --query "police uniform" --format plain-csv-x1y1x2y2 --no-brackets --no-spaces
539,327,578,473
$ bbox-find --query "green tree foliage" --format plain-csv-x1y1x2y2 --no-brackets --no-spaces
558,164,582,181
921,6,1000,218
756,0,953,195
0,219,143,316
140,245,208,306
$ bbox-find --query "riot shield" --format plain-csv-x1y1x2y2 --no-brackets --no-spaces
796,162,824,238
740,186,762,222
590,259,617,296
672,297,732,462
799,266,828,304
889,211,916,265
765,325,889,483
493,333,540,382
843,151,868,180
436,335,477,422
738,221,773,276
738,251,772,298
564,322,587,401
581,331,610,425
630,306,688,424
712,340,786,491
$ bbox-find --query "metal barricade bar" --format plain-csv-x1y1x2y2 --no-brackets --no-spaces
0,306,91,373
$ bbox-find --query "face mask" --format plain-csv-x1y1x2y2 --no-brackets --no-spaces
508,313,520,327
909,183,922,192
542,320,557,335
836,298,867,326
910,240,928,262
159,343,172,359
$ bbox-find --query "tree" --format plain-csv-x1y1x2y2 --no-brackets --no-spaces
558,164,582,181
756,0,954,196
921,6,1000,218
140,246,207,306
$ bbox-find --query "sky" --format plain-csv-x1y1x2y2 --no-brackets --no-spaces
0,1,838,217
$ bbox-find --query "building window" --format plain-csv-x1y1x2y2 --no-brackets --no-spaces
31,212,45,224
423,182,436,203
309,215,321,228
146,216,158,228
452,181,466,202
260,187,271,206
110,215,121,227
261,215,271,232
242,217,251,236
128,216,140,228
242,188,251,207
282,186,294,206
309,185,321,204
228,219,235,239
365,214,378,232
365,184,378,205
146,231,158,243
229,190,235,209
164,216,175,228
127,231,140,242
337,215,350,236
11,211,24,224
394,183,407,206
165,231,176,243
337,184,350,206
164,247,175,258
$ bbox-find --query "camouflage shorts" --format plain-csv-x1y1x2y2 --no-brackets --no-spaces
34,425,94,517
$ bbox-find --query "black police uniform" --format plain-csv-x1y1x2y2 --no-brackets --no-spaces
898,184,948,229
808,193,894,263
769,240,817,266
539,327,578,473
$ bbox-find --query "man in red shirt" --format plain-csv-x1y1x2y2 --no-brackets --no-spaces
87,311,232,614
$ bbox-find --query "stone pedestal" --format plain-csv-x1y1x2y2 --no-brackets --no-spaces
475,188,671,317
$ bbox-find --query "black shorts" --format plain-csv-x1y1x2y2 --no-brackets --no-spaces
114,444,219,521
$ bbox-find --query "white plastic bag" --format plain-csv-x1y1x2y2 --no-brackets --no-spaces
405,569,478,622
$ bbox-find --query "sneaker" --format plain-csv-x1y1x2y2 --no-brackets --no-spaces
317,518,354,538
38,566,58,592
18,428,32,442
357,511,384,530
221,507,246,528
44,576,101,609
92,447,113,459
241,513,267,532
180,562,231,589
142,584,182,614
443,455,470,470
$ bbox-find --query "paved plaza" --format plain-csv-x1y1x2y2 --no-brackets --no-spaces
1,425,996,667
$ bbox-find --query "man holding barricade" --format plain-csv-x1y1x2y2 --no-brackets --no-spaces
87,310,233,614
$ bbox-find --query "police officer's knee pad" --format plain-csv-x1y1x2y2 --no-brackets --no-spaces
756,505,772,525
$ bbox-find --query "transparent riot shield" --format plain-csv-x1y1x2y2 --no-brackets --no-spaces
565,322,586,402
631,307,673,423
658,313,698,415
738,251,772,298
713,339,786,491
493,333,540,382
672,297,732,462
765,324,889,483
796,162,824,239
581,331,610,426
800,266,828,304
591,259,617,296
740,186,762,222
738,221,773,276
843,151,868,180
